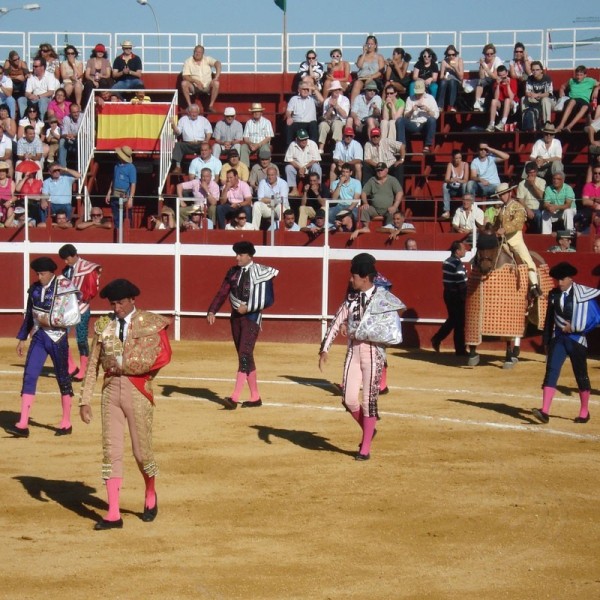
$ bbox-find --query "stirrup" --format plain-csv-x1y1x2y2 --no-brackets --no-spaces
529,285,542,299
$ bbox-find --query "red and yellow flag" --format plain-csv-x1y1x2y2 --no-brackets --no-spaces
97,103,170,152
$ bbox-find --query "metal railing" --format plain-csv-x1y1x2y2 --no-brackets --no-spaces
0,28,598,74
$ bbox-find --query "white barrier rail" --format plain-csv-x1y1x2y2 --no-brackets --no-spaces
0,28,597,74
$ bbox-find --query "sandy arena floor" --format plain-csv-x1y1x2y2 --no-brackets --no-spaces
1,338,599,599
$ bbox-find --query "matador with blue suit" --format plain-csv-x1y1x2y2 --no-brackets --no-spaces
532,262,600,425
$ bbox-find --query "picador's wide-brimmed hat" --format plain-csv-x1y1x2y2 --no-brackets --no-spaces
100,279,140,301
549,262,578,280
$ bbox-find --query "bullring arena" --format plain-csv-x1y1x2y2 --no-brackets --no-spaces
2,337,600,599
2,24,600,600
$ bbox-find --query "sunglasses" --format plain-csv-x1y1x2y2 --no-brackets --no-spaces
237,215,247,220
91,213,103,217
514,50,524,53
307,56,316,60
485,52,495,56
66,51,76,55
446,53,456,57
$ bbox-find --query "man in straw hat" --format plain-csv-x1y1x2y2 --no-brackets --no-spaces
105,145,136,228
531,262,600,425
240,103,274,167
8,257,81,438
207,242,278,409
528,122,564,183
79,279,172,530
319,253,405,461
492,181,542,297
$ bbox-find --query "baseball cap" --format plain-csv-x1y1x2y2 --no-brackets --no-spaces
296,129,309,140
343,127,355,136
375,162,387,171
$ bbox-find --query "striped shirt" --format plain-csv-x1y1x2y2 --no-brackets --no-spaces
243,116,274,144
442,255,467,291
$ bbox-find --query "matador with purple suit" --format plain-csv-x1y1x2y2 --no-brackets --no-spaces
9,256,81,438
207,241,278,409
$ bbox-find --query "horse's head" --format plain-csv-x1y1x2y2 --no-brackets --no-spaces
475,232,501,275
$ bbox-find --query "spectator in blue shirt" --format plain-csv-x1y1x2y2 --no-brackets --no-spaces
40,164,81,221
105,146,137,228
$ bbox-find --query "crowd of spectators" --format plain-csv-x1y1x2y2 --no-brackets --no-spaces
1,36,599,248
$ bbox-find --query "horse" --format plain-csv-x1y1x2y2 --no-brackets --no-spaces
464,235,552,368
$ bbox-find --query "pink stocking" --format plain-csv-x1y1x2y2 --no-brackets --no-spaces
247,370,260,401
542,386,556,414
359,416,377,456
231,371,247,402
78,355,89,379
350,409,363,429
578,390,590,419
60,395,72,429
67,348,78,375
379,366,387,391
105,477,122,521
16,393,35,428
142,472,156,510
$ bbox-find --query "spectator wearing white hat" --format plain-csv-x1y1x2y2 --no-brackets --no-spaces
318,80,350,153
112,41,144,91
240,103,273,167
212,107,243,158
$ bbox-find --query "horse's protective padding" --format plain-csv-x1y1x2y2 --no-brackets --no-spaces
465,264,530,346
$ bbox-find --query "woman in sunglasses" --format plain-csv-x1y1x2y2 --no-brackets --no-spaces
3,51,29,103
410,47,439,98
322,48,350,96
473,43,503,112
60,45,84,106
297,50,325,92
35,43,60,83
437,45,464,112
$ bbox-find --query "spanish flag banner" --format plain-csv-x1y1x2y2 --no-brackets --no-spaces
96,103,170,152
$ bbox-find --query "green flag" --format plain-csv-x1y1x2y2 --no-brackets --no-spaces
274,0,286,11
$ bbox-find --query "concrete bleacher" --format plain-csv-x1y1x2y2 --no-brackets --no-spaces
77,68,600,243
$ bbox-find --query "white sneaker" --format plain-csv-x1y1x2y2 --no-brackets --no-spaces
473,100,483,112
495,122,505,131
486,123,495,132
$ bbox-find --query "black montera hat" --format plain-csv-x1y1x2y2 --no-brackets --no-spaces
31,256,57,272
100,279,140,301
232,241,256,256
350,253,377,276
549,262,578,280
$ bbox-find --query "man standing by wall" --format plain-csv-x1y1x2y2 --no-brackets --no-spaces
431,241,468,356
